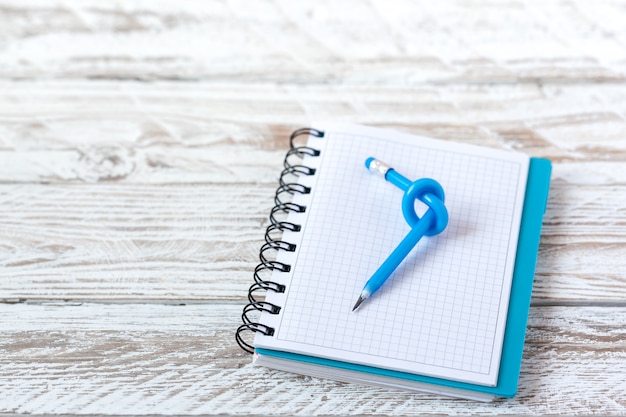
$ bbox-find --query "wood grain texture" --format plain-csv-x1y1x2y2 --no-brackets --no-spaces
1,81,626,184
0,303,624,415
0,82,625,303
1,0,626,83
0,181,624,303
1,0,625,414
0,183,270,302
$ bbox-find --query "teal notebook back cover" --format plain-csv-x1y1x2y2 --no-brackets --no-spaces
257,157,552,397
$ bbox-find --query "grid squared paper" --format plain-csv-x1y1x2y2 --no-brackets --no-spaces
257,125,528,386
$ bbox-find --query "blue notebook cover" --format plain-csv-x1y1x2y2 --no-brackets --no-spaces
256,157,551,398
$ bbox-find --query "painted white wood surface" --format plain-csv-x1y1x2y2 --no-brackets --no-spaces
1,82,625,304
0,0,625,415
2,0,626,83
1,303,625,415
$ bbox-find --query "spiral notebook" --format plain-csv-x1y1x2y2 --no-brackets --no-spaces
236,123,551,401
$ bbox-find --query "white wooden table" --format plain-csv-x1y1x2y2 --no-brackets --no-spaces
1,1,625,415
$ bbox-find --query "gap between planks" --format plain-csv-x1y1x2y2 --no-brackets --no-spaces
3,299,626,308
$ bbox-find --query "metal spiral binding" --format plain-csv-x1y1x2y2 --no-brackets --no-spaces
236,128,324,354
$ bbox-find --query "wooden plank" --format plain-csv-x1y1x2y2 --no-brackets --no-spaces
0,83,291,183
0,303,624,415
1,82,626,184
0,0,625,82
0,183,624,302
0,184,271,302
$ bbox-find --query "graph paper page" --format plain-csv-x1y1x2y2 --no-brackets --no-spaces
256,123,529,386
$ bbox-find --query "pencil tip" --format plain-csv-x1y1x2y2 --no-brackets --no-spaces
352,293,368,312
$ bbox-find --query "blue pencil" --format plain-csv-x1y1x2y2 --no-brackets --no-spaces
352,158,449,312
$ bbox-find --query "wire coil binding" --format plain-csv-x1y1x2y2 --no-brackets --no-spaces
236,128,324,353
